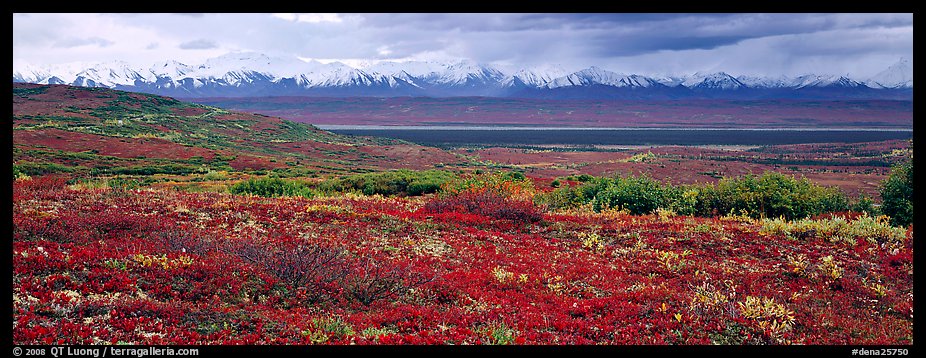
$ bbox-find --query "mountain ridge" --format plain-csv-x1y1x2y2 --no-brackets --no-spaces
13,53,913,100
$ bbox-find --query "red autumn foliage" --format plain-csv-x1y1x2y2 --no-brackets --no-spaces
422,189,542,224
11,177,913,345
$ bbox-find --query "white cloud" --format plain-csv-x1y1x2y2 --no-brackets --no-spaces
12,13,914,78
53,36,113,48
179,39,218,50
272,13,343,24
376,46,392,56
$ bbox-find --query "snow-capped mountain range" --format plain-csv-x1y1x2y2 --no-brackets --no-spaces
12,52,913,99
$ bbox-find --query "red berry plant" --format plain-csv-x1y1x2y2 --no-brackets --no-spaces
422,172,542,224
12,174,913,345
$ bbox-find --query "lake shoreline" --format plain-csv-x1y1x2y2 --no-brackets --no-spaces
321,127,912,146
317,125,913,132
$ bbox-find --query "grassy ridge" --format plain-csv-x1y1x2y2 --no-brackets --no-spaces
13,83,462,175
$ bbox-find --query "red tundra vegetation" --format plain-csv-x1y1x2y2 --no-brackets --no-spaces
12,84,913,346
13,176,912,345
192,97,913,129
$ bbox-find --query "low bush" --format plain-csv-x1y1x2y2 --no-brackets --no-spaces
424,190,542,223
14,162,74,176
439,171,535,200
540,172,851,220
535,185,586,210
318,169,456,197
695,172,849,219
591,175,677,215
880,156,913,227
345,259,433,306
760,213,907,246
232,239,349,304
423,172,541,223
539,175,683,215
229,177,317,198
850,194,879,216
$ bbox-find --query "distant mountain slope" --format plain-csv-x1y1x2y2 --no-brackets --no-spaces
12,54,913,100
12,83,462,175
866,58,913,89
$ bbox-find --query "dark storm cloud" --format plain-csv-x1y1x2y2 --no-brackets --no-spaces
356,13,912,57
589,35,752,56
179,39,217,50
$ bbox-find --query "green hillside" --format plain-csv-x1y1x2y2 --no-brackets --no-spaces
13,83,464,178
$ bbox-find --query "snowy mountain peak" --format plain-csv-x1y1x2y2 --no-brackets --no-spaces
688,72,746,90
199,52,313,79
423,60,505,86
12,53,912,99
14,62,90,85
866,57,913,89
830,76,864,88
792,74,864,89
73,60,148,86
363,59,507,88
651,73,688,87
503,65,570,87
547,67,659,89
736,74,793,88
149,60,194,79
366,60,444,78
12,63,52,84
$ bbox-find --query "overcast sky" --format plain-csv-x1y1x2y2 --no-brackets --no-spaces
12,13,913,77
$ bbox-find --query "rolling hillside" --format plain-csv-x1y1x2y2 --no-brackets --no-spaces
13,83,462,177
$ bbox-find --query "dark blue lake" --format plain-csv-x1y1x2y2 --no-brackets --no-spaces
319,126,912,146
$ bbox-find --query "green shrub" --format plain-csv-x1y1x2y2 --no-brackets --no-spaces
760,214,906,246
482,323,517,345
13,86,49,96
574,176,613,202
318,169,456,197
109,177,143,191
406,176,448,196
229,177,316,198
14,162,74,176
536,185,585,210
575,174,594,182
671,187,701,216
592,175,675,215
880,156,913,227
851,194,879,216
202,170,228,181
13,165,25,180
505,171,526,181
695,172,848,219
540,171,849,220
